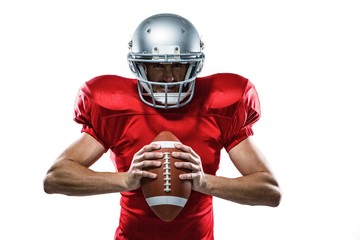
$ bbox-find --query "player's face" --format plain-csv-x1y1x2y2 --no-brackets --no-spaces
145,63,189,93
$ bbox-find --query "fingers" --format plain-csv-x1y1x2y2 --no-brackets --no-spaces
133,143,163,163
132,159,162,177
130,144,164,179
178,172,201,180
172,143,200,165
174,143,198,157
174,160,201,171
134,143,162,160
172,143,201,169
172,143,205,188
134,169,158,179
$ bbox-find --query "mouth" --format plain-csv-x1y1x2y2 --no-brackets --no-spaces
154,84,179,93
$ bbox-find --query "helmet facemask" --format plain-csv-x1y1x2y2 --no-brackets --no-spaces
128,13,205,109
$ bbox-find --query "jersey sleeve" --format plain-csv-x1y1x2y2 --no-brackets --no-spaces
73,82,109,151
223,81,261,152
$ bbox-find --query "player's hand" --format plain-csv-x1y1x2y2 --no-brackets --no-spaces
172,143,206,192
125,143,163,191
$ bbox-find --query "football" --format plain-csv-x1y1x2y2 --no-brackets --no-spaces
141,131,192,222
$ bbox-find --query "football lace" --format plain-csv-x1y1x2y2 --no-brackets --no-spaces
163,152,171,192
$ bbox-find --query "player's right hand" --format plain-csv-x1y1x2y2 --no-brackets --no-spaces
125,143,163,191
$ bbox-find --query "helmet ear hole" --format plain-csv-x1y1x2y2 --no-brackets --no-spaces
127,13,205,109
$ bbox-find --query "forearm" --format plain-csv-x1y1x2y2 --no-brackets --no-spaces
200,172,281,207
43,159,129,196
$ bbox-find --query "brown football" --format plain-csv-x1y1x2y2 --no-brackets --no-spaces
141,131,192,222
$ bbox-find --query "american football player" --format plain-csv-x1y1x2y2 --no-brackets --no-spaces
44,13,281,240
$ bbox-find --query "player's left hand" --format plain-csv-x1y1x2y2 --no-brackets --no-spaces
172,143,206,192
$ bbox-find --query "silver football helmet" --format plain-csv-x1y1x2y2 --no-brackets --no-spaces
128,13,205,108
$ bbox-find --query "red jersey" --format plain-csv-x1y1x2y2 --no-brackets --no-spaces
74,73,261,240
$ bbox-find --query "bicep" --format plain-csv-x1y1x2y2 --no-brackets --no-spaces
56,132,106,168
228,136,272,176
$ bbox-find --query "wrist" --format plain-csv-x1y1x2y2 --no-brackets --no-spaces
195,173,212,195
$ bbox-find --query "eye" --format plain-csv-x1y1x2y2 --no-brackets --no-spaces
153,63,164,68
172,63,187,68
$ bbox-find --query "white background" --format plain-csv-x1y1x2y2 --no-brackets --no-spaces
1,0,359,239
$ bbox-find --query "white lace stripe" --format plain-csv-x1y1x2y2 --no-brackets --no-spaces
145,196,188,207
151,141,180,148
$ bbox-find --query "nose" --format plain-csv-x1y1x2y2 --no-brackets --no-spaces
163,65,174,83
